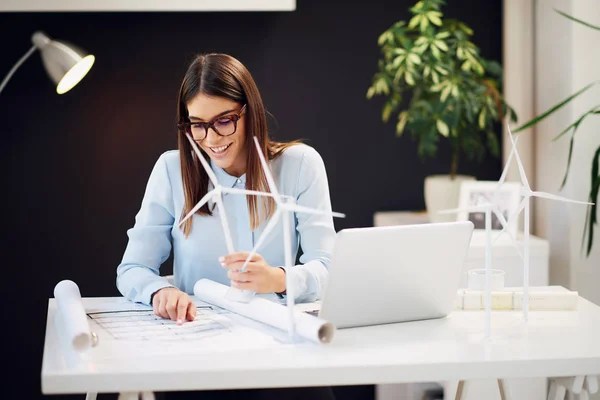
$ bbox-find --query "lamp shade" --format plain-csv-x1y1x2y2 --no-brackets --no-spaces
31,31,95,94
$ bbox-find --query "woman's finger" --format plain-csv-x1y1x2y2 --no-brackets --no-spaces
231,280,254,291
176,295,189,325
152,292,161,316
158,293,169,319
186,301,196,322
229,269,252,282
165,292,179,321
221,252,263,265
223,261,263,272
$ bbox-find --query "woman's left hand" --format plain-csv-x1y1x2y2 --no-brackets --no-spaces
220,252,286,294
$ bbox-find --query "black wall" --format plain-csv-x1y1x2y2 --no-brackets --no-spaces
1,1,502,398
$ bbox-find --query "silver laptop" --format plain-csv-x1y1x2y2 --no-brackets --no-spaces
317,221,474,328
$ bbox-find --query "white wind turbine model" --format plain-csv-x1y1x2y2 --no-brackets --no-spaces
438,159,523,337
501,125,594,321
241,136,345,340
179,133,278,303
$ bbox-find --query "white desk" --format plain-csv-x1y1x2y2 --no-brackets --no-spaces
42,292,600,396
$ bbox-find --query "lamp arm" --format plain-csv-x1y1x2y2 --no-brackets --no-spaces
0,45,38,95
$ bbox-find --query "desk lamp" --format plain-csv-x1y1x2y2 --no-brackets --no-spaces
0,31,95,95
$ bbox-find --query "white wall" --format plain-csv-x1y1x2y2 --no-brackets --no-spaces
533,0,600,306
506,2,600,399
534,0,576,292
568,0,600,308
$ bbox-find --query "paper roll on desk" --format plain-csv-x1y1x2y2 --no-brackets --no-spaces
53,280,98,351
193,279,335,344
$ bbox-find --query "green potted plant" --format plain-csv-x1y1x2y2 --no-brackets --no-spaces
367,0,517,222
513,9,599,256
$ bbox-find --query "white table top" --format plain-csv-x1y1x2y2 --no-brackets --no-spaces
42,289,600,394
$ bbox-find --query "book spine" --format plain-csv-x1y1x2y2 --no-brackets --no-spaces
455,290,579,310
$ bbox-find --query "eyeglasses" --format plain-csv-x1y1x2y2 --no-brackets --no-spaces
178,104,247,141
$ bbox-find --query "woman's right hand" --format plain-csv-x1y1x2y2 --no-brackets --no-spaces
151,287,197,325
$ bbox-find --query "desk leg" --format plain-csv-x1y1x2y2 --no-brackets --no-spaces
498,379,512,400
548,381,567,400
85,393,97,400
584,376,598,394
553,377,585,394
455,380,466,400
118,392,139,400
141,392,156,400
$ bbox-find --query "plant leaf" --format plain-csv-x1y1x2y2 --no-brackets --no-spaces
366,86,375,99
393,67,404,85
553,104,600,141
555,8,600,31
377,31,393,46
408,15,421,29
440,85,452,102
458,22,473,35
509,106,518,123
434,65,448,75
582,147,600,256
437,119,449,137
560,128,576,189
451,85,459,98
478,108,486,129
428,13,442,26
513,81,600,132
435,40,448,51
382,101,393,122
431,45,441,59
408,53,422,65
396,111,409,136
420,14,429,31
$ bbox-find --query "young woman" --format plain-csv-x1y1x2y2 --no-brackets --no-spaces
115,54,338,399
116,52,337,321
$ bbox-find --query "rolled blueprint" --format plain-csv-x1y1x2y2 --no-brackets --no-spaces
193,279,335,344
54,280,97,351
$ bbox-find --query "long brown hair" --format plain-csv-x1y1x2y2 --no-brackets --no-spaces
176,53,298,237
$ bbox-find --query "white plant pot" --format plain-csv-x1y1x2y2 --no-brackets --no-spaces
424,175,475,223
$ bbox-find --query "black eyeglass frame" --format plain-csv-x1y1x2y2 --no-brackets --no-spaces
177,104,247,140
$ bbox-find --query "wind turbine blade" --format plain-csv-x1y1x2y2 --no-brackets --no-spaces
283,203,346,218
491,207,523,260
491,197,527,246
222,187,276,198
507,125,531,190
185,133,219,187
253,136,280,198
496,134,519,188
241,209,282,272
281,207,296,340
531,191,594,205
215,196,235,254
178,191,214,227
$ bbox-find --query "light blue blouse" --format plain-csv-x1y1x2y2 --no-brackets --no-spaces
116,144,337,306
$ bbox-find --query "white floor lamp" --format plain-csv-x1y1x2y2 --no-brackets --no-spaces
0,31,95,95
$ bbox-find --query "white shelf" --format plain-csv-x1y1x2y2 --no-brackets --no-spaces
0,0,296,11
373,210,550,287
